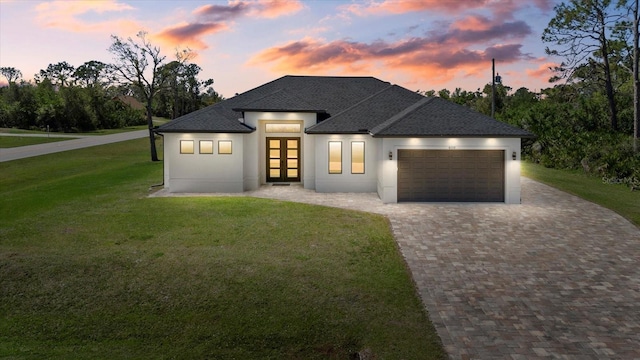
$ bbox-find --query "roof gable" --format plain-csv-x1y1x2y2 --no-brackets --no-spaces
306,85,424,134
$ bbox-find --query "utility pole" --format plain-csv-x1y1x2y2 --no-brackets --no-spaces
491,58,496,118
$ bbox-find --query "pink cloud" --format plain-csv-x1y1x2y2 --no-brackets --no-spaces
343,0,491,16
526,62,558,83
34,0,139,34
155,22,228,50
450,15,493,32
248,35,531,86
157,1,303,50
254,0,304,18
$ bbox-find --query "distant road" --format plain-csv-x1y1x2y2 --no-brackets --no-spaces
0,130,149,162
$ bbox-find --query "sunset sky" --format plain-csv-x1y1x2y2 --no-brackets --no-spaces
0,0,560,98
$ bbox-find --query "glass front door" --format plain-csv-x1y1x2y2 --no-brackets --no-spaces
267,137,300,182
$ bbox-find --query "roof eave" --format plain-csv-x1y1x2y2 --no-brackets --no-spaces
371,133,536,138
305,130,371,135
155,127,255,134
232,107,327,113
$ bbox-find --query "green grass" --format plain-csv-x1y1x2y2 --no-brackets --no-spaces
523,161,640,227
0,139,445,359
0,117,168,137
0,136,73,148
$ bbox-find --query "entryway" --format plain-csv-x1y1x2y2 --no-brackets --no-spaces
266,137,300,182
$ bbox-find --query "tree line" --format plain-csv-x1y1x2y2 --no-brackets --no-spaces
0,33,221,135
423,0,639,188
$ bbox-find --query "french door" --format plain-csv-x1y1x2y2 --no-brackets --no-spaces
267,137,300,182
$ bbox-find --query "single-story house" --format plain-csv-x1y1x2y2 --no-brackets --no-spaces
155,75,533,203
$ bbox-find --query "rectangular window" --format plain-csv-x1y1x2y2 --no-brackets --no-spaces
328,141,342,174
265,123,301,133
199,140,213,154
351,141,365,174
180,140,194,154
218,140,232,154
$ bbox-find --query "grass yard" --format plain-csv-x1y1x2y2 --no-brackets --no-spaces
0,139,445,359
0,135,72,148
522,161,640,227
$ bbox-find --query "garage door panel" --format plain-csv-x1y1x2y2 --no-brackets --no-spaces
398,149,504,202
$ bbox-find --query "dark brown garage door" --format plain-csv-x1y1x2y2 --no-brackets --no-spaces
398,150,504,202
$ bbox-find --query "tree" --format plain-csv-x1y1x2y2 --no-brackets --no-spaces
0,67,22,85
543,0,621,130
108,31,191,161
35,61,76,87
156,62,214,119
74,60,111,88
616,0,640,150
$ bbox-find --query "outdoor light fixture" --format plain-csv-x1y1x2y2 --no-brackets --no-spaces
512,151,517,160
389,151,393,160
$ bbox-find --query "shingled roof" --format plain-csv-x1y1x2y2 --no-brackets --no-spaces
156,75,390,133
370,96,534,137
156,75,533,138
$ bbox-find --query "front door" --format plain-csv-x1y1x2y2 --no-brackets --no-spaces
267,137,300,182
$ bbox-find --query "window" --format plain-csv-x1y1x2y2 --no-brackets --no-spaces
265,123,301,133
351,141,365,174
218,140,232,154
180,140,194,154
328,141,342,174
199,140,213,154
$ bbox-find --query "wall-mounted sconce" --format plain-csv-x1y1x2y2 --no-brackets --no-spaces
389,151,393,160
512,151,517,160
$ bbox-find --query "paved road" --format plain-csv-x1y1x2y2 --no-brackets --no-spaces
154,179,640,359
0,130,149,162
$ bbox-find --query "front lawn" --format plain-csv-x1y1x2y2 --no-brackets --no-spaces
522,161,640,227
0,139,445,359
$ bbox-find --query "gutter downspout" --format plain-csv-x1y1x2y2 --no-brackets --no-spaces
149,130,165,191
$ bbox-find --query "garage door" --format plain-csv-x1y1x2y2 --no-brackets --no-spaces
397,150,504,202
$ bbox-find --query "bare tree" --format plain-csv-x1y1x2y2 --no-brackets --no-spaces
108,31,191,161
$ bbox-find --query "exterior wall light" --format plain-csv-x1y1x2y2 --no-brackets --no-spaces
512,151,517,160
389,151,393,160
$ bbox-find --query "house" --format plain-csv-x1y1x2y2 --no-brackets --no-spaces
155,75,533,203
113,95,145,111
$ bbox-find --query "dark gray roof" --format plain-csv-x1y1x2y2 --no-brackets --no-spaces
370,97,534,137
305,85,424,134
232,88,323,113
157,105,254,133
156,75,390,133
156,75,533,138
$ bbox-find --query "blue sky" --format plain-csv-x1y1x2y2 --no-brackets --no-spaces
0,0,561,98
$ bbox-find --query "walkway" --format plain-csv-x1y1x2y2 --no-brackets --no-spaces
153,179,640,359
0,130,148,162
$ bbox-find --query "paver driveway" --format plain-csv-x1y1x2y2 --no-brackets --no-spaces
154,177,640,359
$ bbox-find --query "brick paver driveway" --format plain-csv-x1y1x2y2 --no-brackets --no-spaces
155,178,640,359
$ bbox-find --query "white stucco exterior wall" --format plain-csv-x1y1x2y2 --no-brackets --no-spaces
313,134,380,193
162,132,244,193
377,137,522,204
